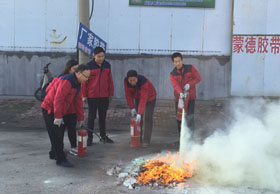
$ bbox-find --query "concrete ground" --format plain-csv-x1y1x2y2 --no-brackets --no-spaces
0,97,278,194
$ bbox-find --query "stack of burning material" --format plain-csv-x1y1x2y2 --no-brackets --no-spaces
108,152,196,190
137,152,195,187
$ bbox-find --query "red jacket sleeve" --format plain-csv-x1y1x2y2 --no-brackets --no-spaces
137,82,149,114
124,80,135,109
170,74,183,94
189,66,201,87
54,80,72,119
75,90,84,121
108,68,114,97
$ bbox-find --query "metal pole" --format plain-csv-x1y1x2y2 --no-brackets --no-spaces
78,0,90,64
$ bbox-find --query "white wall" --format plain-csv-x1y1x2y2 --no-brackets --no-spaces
91,0,232,55
0,0,232,56
0,0,78,52
231,0,280,96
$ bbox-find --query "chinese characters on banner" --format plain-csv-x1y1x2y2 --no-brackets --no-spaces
233,35,280,54
77,23,107,56
129,0,215,8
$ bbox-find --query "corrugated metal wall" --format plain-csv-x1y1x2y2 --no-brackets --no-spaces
0,0,233,99
0,0,232,56
91,0,232,55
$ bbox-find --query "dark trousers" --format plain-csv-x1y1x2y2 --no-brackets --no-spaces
175,99,195,133
42,109,67,163
87,97,109,138
64,114,77,148
135,99,156,144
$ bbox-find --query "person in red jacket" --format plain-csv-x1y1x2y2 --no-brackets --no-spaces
170,52,201,134
41,65,90,167
124,70,157,147
46,60,78,94
45,59,79,155
82,47,114,145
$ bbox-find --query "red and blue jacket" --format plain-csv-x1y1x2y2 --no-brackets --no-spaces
45,74,63,94
170,64,201,101
82,60,114,98
124,75,157,114
41,73,84,121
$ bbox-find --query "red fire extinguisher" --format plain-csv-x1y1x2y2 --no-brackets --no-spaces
177,92,189,121
130,118,141,148
77,128,88,157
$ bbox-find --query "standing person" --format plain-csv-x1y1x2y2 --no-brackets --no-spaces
82,46,114,145
41,65,90,167
170,52,201,134
124,70,157,147
46,60,79,155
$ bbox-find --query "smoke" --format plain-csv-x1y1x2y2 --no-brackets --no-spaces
181,98,280,191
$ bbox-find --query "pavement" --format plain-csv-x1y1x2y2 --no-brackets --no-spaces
0,97,278,194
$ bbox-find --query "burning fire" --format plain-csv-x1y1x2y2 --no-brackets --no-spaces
137,152,196,186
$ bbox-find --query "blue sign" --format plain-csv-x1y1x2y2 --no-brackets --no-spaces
77,23,107,56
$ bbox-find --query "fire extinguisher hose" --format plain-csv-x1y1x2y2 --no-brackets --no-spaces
84,128,103,142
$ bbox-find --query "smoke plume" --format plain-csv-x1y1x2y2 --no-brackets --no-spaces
181,98,280,191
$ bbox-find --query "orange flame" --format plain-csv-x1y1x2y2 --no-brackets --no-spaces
137,152,196,185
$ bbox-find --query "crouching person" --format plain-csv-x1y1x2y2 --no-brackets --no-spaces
41,65,90,167
45,59,79,155
124,70,157,147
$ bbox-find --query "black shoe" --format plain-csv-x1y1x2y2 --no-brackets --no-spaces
87,137,93,146
100,135,114,143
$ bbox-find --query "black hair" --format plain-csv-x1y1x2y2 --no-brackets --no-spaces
93,46,105,55
171,52,183,61
75,64,90,73
63,59,78,75
126,70,138,78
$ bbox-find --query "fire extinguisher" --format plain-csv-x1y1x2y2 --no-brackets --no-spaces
77,128,88,157
176,92,189,121
130,118,141,148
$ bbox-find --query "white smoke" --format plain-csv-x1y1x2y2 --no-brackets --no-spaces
180,98,280,191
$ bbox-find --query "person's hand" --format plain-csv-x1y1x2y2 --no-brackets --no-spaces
131,108,137,117
179,93,185,99
184,84,190,91
83,97,88,104
53,118,64,127
78,120,85,128
135,114,141,123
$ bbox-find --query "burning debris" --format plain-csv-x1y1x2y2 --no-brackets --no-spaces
107,152,196,190
137,152,195,186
